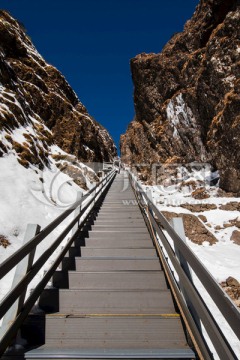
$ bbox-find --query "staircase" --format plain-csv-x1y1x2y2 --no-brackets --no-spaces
25,171,195,359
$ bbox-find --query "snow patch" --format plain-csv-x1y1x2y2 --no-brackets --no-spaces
166,93,196,137
210,56,232,75
83,144,94,153
222,75,236,87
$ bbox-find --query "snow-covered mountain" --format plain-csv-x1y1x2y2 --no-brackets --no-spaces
0,10,116,266
0,10,116,166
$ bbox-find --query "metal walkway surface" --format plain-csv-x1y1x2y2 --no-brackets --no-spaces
26,171,195,360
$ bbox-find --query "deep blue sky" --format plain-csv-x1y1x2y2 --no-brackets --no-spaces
1,0,199,152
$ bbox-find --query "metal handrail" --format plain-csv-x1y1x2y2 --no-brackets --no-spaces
128,170,240,360
0,169,116,355
0,169,114,281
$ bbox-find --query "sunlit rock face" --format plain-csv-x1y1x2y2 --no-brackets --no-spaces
0,10,117,168
121,0,240,193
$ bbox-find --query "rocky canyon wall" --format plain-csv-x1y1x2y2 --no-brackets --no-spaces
121,0,240,193
0,10,117,170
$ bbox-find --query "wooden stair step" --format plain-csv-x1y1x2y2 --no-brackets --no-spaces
68,271,166,290
43,316,190,349
59,289,175,314
80,248,157,258
75,258,162,271
97,214,143,219
88,232,150,240
84,239,153,248
94,219,146,225
92,225,147,231
98,212,142,215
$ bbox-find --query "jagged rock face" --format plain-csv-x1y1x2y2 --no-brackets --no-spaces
121,0,240,193
0,10,116,168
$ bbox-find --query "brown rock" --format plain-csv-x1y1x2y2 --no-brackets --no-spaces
226,276,240,287
181,203,217,212
223,223,233,228
0,235,11,248
230,217,240,228
221,278,240,308
236,220,240,229
121,0,240,194
216,188,236,198
230,230,240,245
192,187,210,200
220,202,240,211
180,180,198,190
198,215,207,223
162,211,217,245
215,225,222,230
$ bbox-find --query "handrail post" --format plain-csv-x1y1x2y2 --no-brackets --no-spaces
0,224,40,341
90,188,96,211
71,191,83,236
170,217,201,331
100,176,104,194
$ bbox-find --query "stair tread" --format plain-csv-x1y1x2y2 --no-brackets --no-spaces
87,234,151,239
59,289,175,313
75,258,161,271
68,271,167,290
80,248,157,258
44,316,189,344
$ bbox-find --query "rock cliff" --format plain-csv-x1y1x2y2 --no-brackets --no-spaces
0,10,117,170
121,0,240,193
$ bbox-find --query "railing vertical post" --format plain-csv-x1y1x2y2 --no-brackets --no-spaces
0,223,40,341
145,189,153,206
71,191,83,236
170,217,201,331
93,187,96,206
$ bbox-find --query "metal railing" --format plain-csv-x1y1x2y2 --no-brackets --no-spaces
128,170,240,360
0,169,116,356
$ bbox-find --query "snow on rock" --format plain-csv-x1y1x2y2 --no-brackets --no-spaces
165,94,207,162
0,10,117,165
166,93,195,131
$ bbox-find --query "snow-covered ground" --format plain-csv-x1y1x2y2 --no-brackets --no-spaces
0,151,97,307
143,178,240,359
